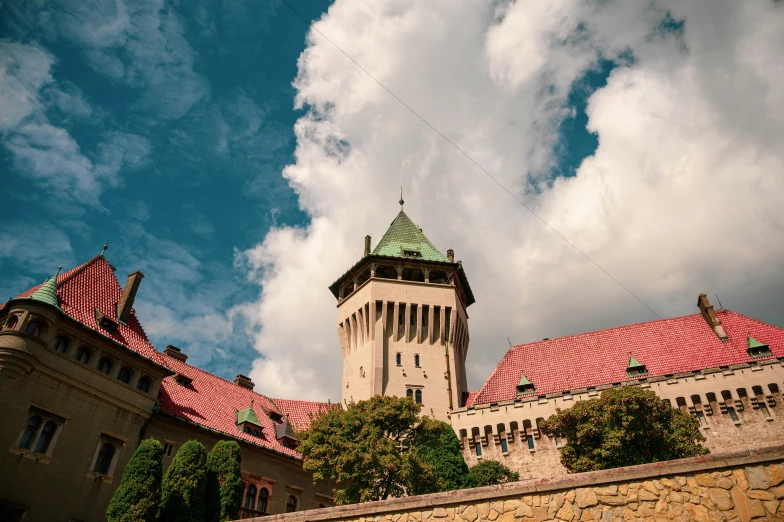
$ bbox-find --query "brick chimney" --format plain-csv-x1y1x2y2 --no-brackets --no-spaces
447,249,455,263
234,374,255,390
697,293,728,341
164,345,188,362
117,271,144,323
364,235,371,256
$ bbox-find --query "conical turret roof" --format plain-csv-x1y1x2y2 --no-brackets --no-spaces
29,267,62,309
372,211,448,262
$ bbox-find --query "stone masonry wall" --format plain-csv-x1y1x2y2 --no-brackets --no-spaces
241,445,784,522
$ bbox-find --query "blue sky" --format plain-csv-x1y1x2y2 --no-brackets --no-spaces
3,1,782,399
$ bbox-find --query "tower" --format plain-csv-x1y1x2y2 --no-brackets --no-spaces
329,200,475,420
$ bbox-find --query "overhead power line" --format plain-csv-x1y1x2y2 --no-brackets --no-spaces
280,0,662,320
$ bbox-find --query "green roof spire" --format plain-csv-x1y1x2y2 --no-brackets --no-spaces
627,355,644,369
236,401,261,426
372,208,449,262
29,266,62,310
747,335,766,350
518,373,532,387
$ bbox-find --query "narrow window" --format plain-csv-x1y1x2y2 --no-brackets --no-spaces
51,336,69,354
286,495,297,513
414,354,420,367
475,444,482,457
243,426,251,434
34,421,57,454
97,357,112,374
500,438,508,453
406,389,413,399
258,488,269,513
137,377,151,393
396,352,401,365
415,389,422,404
759,402,772,419
20,415,43,450
117,367,132,384
727,407,739,422
244,484,257,509
4,315,19,330
695,410,707,427
75,346,92,364
94,443,115,474
163,443,174,457
527,434,535,450
25,322,43,337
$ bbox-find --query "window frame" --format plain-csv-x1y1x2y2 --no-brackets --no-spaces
117,366,133,384
286,495,298,513
50,335,70,354
137,376,152,393
414,354,420,367
3,314,20,330
244,484,258,509
96,357,113,375
13,407,67,461
257,487,269,513
25,321,44,337
87,433,125,482
74,345,93,364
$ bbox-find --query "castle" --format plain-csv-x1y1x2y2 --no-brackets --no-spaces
1,203,783,521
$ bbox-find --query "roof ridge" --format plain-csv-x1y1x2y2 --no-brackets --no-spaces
58,255,106,286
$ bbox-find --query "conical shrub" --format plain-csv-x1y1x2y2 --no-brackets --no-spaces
205,440,243,522
158,440,207,522
106,438,163,522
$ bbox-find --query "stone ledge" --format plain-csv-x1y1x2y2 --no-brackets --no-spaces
238,444,784,522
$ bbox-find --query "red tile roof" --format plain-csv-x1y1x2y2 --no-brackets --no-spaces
12,256,339,459
468,311,784,407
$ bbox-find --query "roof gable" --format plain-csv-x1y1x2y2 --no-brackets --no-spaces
372,211,448,262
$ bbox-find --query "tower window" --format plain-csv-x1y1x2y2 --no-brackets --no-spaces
97,357,113,374
25,321,43,337
402,250,421,258
94,442,116,474
415,389,422,404
406,389,413,399
500,438,508,453
527,434,535,451
74,346,92,364
117,367,132,384
4,315,19,330
414,354,420,367
137,377,152,393
51,335,70,354
396,353,402,366
475,444,482,457
19,415,42,450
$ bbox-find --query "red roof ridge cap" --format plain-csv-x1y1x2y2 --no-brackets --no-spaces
57,255,107,286
716,309,779,329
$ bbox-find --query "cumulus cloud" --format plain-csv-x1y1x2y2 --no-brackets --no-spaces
239,0,784,400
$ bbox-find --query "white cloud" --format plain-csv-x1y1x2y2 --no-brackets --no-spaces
238,0,784,401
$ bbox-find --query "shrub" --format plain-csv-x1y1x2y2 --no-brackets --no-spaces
158,440,207,522
205,440,243,522
468,460,520,487
106,438,163,522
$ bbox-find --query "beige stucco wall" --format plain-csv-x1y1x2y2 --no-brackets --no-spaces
338,277,469,420
238,445,784,522
450,360,784,478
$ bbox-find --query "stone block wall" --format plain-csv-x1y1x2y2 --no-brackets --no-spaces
240,445,784,522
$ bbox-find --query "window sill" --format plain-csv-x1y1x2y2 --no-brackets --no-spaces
733,421,742,427
502,452,509,457
86,471,113,484
8,446,52,464
528,449,536,454
765,417,774,422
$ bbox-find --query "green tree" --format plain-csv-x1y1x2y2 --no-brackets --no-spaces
409,417,473,495
299,395,435,504
205,440,244,522
106,438,163,522
539,386,709,473
468,460,520,487
158,440,208,522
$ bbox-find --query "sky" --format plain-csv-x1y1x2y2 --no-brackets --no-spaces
2,0,783,401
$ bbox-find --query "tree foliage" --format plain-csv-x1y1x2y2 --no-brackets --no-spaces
539,386,709,473
107,438,163,522
205,440,244,522
468,460,520,487
300,395,436,504
158,440,208,522
409,417,473,495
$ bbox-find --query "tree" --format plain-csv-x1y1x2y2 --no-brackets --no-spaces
539,386,709,473
106,438,163,522
468,461,520,487
205,440,243,522
409,417,473,495
299,395,434,504
158,440,208,522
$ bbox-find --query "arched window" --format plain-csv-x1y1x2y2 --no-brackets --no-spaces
415,389,422,404
75,346,92,364
243,426,251,434
20,415,42,450
251,429,260,437
406,389,413,399
4,315,19,330
137,377,151,393
51,336,70,354
257,487,269,513
97,357,112,374
117,367,132,384
25,321,43,337
396,353,402,365
244,484,257,509
34,421,57,454
94,443,115,474
286,495,297,513
414,354,420,367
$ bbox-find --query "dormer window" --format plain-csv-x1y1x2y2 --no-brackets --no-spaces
402,250,422,258
268,411,283,423
275,418,298,449
237,404,263,438
174,374,192,387
747,336,772,358
516,372,535,394
95,309,118,332
626,355,648,377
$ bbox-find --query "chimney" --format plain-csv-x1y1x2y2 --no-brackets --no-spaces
697,293,728,340
364,235,371,256
164,345,188,362
447,249,454,263
234,374,255,390
117,271,144,323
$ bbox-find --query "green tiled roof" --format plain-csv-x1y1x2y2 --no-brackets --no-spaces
29,269,61,310
372,211,449,262
627,355,645,369
236,405,261,426
518,373,532,387
747,336,767,350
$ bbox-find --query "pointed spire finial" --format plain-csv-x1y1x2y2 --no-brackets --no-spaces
100,239,109,257
399,187,404,210
56,266,62,277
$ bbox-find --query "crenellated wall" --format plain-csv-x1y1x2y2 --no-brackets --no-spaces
238,445,784,522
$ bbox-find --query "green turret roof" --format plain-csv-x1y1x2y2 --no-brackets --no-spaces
627,355,645,369
518,373,532,387
747,335,767,350
29,267,62,310
236,404,261,426
372,211,449,262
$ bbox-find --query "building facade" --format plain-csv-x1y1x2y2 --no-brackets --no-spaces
0,256,338,522
331,207,784,478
